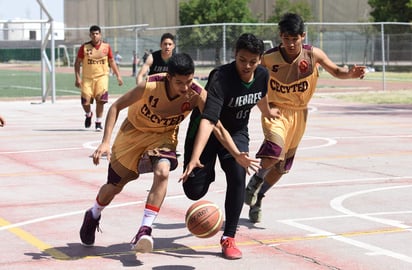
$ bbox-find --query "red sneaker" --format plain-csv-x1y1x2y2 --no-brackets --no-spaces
220,237,242,259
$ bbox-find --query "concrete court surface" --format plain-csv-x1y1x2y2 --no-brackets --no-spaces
0,94,412,270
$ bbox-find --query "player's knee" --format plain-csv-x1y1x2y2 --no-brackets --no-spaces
108,182,123,194
153,158,171,180
273,163,289,175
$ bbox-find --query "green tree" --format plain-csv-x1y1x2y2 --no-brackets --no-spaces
266,0,313,23
368,0,412,22
179,0,256,65
368,0,412,33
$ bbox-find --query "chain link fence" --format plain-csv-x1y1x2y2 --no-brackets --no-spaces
0,22,411,71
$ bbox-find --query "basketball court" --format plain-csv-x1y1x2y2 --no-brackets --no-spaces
0,92,412,269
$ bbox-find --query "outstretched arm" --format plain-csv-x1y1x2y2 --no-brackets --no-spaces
92,82,145,165
314,47,366,79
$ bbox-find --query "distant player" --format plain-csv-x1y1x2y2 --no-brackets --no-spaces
135,33,175,85
74,25,123,131
245,13,366,223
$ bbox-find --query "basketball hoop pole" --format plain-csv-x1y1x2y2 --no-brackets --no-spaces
37,0,56,103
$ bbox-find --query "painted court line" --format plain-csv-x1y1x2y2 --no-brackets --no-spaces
278,184,412,264
330,185,412,229
279,219,412,263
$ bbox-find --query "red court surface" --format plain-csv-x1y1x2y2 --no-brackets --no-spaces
0,94,411,270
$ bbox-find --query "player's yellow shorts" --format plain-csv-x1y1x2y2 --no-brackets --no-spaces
108,119,178,187
81,75,109,105
256,104,308,173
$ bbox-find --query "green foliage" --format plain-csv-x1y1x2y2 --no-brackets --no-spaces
368,0,412,23
179,0,256,65
179,0,256,25
266,0,313,23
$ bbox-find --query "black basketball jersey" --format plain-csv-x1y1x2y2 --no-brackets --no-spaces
201,61,269,133
148,50,171,75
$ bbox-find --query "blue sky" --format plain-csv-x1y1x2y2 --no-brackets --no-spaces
0,0,63,22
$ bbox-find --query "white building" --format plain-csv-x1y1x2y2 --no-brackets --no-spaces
1,19,64,41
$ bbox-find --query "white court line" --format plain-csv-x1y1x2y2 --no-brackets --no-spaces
300,136,337,150
5,85,79,94
3,133,410,154
276,176,412,188
279,219,412,263
0,147,82,154
330,185,412,229
279,185,412,263
1,176,410,231
0,194,188,231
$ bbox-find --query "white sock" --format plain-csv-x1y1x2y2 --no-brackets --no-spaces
96,117,103,123
141,205,159,227
91,200,105,219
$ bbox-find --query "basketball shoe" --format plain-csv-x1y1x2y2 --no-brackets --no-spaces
80,209,101,246
84,112,92,128
131,226,153,253
95,122,103,131
220,237,242,259
249,194,264,223
244,174,264,206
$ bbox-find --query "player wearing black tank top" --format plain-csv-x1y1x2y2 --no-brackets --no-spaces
136,33,175,85
180,33,280,260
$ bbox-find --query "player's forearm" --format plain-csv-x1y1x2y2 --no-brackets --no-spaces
100,105,119,144
213,122,240,157
191,119,215,161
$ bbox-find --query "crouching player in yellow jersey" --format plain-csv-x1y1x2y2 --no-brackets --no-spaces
79,53,258,253
245,13,366,223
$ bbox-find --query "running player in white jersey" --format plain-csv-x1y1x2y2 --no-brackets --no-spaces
245,13,366,223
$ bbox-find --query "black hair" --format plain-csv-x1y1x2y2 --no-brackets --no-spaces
89,25,101,33
235,33,264,55
278,13,305,35
161,32,175,43
167,53,194,76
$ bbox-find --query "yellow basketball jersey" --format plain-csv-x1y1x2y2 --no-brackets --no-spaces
263,45,319,109
81,42,111,78
127,73,204,133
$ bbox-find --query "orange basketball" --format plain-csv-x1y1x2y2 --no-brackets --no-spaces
185,200,223,238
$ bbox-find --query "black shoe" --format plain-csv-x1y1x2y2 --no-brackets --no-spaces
85,113,93,128
80,209,101,246
95,122,103,131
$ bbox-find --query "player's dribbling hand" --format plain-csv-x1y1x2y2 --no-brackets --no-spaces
179,159,204,183
92,142,111,165
234,152,261,175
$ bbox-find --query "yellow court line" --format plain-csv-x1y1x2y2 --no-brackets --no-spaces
0,217,71,260
83,226,408,259
1,214,407,261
